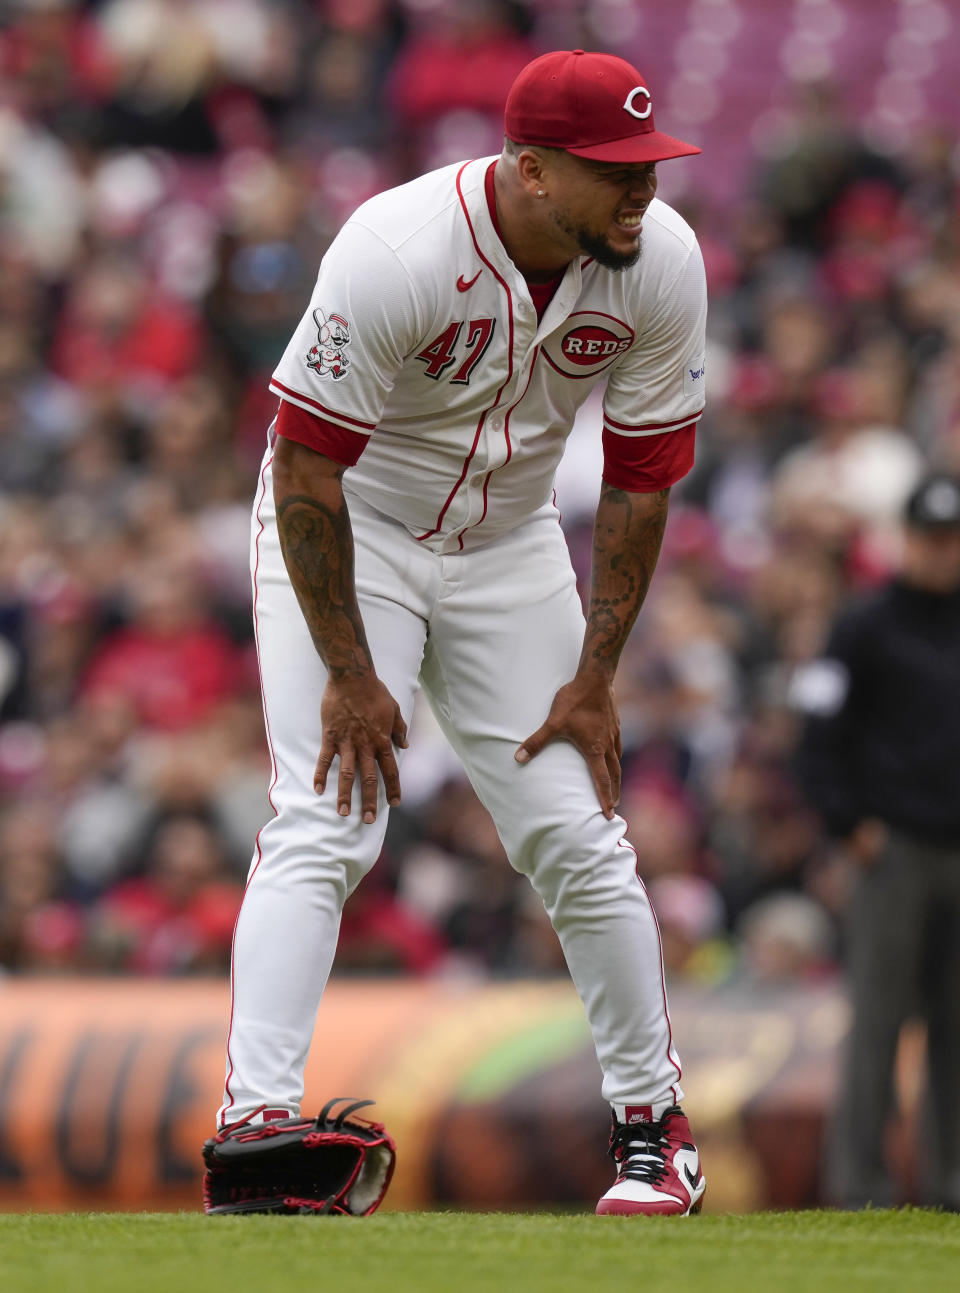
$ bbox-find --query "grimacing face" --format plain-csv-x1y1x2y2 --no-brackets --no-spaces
546,154,659,271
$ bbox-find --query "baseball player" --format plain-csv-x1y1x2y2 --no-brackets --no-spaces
216,49,708,1217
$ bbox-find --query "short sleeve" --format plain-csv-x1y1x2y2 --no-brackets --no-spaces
602,239,707,452
270,222,421,438
601,423,696,492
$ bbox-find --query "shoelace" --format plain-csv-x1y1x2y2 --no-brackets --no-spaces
610,1119,669,1184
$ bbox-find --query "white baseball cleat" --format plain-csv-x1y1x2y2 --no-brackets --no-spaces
596,1106,705,1216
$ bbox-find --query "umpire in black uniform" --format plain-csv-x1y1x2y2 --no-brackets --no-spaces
796,473,960,1210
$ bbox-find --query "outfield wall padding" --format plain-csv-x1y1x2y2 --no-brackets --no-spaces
0,978,923,1212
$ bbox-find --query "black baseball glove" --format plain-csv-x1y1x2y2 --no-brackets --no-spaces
202,1097,397,1216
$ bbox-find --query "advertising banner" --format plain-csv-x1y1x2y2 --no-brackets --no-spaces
0,978,920,1212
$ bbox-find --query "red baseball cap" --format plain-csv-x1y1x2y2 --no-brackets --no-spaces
505,50,701,164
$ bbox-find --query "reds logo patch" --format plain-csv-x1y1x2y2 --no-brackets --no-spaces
623,86,652,120
542,312,635,379
306,308,351,381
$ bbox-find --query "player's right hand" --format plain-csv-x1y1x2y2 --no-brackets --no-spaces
314,675,408,824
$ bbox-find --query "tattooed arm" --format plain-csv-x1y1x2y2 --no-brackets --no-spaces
516,484,670,819
273,435,407,823
580,483,670,679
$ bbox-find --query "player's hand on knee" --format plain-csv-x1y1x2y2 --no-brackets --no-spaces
515,675,622,820
314,676,408,823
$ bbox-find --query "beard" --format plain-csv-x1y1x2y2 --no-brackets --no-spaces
551,210,642,271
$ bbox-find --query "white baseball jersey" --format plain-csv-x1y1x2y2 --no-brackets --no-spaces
220,154,704,1134
269,156,706,553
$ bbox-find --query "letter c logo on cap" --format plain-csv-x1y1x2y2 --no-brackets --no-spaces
623,86,652,120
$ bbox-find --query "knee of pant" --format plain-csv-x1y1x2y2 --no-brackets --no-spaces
541,862,650,929
249,808,385,905
504,814,639,916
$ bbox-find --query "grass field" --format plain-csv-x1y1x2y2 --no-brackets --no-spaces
1,1210,958,1293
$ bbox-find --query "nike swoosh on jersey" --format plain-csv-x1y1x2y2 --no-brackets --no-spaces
456,271,482,292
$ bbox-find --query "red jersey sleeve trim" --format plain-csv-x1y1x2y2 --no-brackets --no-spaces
269,379,377,432
275,398,370,467
604,408,703,435
601,423,696,492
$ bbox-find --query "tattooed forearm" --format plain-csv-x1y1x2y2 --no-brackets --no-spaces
276,491,374,680
579,483,670,677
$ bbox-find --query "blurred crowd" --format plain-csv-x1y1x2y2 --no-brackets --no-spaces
0,0,958,985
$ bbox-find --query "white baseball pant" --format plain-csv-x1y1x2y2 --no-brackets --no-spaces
218,447,683,1126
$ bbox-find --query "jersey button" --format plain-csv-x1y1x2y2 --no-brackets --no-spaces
490,416,503,431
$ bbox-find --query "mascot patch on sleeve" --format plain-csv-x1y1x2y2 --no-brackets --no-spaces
306,309,351,381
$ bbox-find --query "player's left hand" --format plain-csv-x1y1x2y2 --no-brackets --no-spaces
515,673,622,820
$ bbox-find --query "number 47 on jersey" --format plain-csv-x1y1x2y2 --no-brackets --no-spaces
415,319,496,384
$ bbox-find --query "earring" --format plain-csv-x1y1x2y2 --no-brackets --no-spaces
537,190,546,198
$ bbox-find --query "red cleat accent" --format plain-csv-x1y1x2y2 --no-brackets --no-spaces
596,1106,705,1217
